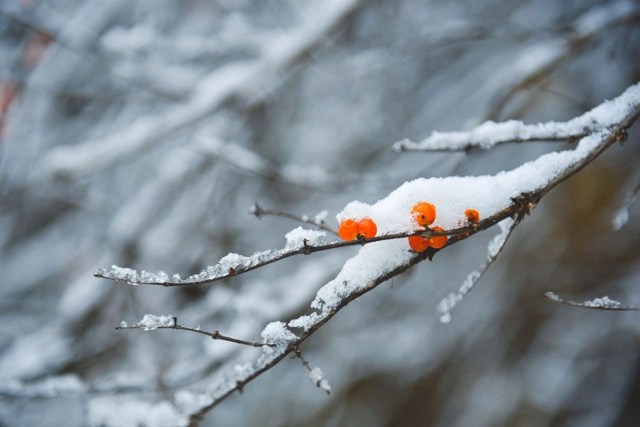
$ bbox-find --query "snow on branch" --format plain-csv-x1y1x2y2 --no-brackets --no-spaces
437,217,517,324
393,83,640,152
94,227,470,287
544,292,640,311
117,315,275,348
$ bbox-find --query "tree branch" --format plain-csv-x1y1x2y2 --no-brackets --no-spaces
116,315,275,348
392,81,640,153
251,203,338,235
544,292,640,311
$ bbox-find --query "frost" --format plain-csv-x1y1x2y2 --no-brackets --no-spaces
137,314,175,331
308,366,331,394
284,227,326,250
119,321,128,328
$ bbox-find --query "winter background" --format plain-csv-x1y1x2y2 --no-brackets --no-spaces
1,0,639,426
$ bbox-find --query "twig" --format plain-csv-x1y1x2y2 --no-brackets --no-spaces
116,316,275,348
291,346,331,394
544,292,640,311
251,203,338,235
437,217,519,323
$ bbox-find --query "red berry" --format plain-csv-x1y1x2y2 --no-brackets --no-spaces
408,235,430,252
338,219,359,241
465,209,480,224
412,202,436,227
358,218,377,239
429,226,448,249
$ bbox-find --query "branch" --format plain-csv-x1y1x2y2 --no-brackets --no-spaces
117,315,274,348
392,81,640,152
251,203,338,235
93,223,500,287
292,346,332,395
544,292,640,311
436,217,518,324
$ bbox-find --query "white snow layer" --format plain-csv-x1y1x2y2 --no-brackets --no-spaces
284,227,327,250
393,81,640,151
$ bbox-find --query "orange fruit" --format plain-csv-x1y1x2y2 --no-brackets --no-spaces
338,219,359,241
358,218,377,239
429,226,448,249
465,209,480,224
408,235,430,252
412,202,436,227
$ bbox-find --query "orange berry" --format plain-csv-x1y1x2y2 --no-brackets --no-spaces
412,202,436,227
465,208,480,224
408,235,430,252
338,219,359,241
429,226,448,249
358,218,377,239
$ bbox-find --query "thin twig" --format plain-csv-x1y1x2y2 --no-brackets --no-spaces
544,292,640,311
116,316,275,348
251,203,338,235
291,346,331,395
437,218,519,323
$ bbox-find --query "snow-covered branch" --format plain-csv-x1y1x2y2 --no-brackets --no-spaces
393,82,640,152
116,314,275,348
544,292,640,311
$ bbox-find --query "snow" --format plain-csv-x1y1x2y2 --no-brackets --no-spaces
0,375,86,398
308,366,331,394
284,227,327,250
612,207,629,230
313,209,329,224
393,83,640,151
260,321,297,347
136,314,175,331
583,296,623,309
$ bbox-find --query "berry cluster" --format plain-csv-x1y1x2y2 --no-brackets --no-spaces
408,204,481,252
337,203,480,253
338,218,377,241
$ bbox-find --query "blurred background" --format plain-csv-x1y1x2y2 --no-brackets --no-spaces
0,0,639,426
